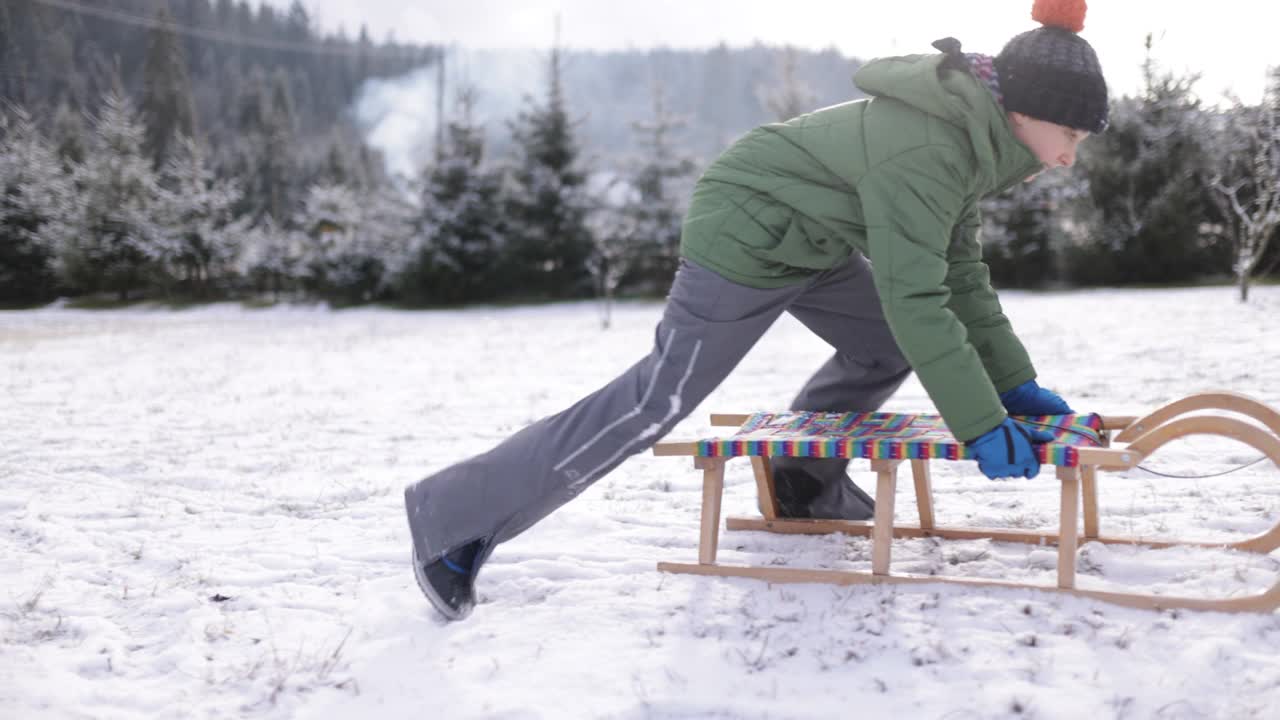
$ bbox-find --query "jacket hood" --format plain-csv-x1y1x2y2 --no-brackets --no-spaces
853,53,1041,194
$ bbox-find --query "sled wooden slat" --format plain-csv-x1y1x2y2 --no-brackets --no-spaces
695,457,725,565
1081,466,1100,539
654,562,1280,613
871,460,900,575
652,442,700,456
910,459,935,530
652,393,1280,613
720,516,1266,550
1056,466,1080,590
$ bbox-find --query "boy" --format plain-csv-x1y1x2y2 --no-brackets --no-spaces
407,0,1108,620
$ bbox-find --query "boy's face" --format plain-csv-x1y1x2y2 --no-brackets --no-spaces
1007,112,1090,181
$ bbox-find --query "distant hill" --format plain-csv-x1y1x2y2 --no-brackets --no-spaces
5,1,868,172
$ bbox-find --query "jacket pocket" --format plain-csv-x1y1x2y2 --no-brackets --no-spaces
745,210,847,271
729,195,790,251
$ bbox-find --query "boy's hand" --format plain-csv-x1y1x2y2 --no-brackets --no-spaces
966,418,1055,480
999,380,1074,415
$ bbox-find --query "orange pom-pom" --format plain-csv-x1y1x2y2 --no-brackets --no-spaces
1031,0,1087,33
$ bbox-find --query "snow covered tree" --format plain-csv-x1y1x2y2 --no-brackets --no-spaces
294,181,409,304
401,86,508,304
0,107,69,304
1203,69,1280,302
56,92,165,301
239,215,303,302
502,41,594,300
318,127,374,189
263,69,300,222
757,46,818,122
980,171,1086,288
283,1,311,43
362,186,416,283
1071,36,1212,285
231,66,298,226
584,180,633,329
981,183,1055,289
583,79,696,323
617,80,698,293
140,4,197,169
296,182,363,301
49,100,86,168
156,136,246,297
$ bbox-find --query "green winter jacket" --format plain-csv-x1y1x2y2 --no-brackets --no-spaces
679,52,1045,441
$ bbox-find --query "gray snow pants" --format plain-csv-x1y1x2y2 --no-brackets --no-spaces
405,254,912,562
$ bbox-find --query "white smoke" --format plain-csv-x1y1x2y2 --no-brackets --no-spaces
352,48,548,180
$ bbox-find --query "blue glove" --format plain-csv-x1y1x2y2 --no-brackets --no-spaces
999,380,1075,416
966,418,1056,480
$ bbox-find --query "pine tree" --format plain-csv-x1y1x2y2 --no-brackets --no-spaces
979,171,1086,289
50,100,86,168
235,66,271,137
283,1,310,43
231,66,297,227
227,66,269,221
239,214,301,301
502,41,594,300
1071,35,1211,285
263,68,299,223
58,92,165,301
140,4,197,169
295,181,408,304
757,46,818,122
0,108,69,304
583,78,697,325
295,182,362,301
361,184,415,286
619,79,697,293
317,127,374,189
584,199,629,329
354,24,373,87
156,136,246,297
401,86,507,304
0,0,39,107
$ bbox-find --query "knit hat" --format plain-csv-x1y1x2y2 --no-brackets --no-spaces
994,0,1109,133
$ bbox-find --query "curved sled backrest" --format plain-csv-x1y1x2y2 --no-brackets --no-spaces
1114,391,1280,443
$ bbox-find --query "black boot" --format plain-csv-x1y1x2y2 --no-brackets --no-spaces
412,539,486,621
771,458,875,520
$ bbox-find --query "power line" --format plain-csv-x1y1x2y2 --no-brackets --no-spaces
32,0,436,60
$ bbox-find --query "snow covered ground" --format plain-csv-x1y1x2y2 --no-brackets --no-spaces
3,286,1280,719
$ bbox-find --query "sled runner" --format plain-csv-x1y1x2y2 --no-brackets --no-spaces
651,392,1280,612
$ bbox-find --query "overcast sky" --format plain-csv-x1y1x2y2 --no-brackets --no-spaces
264,1,1280,105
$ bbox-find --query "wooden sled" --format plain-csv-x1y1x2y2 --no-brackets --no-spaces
651,392,1280,612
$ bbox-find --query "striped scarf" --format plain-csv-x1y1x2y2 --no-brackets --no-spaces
964,53,1004,106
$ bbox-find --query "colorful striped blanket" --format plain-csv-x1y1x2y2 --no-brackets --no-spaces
696,412,1105,467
